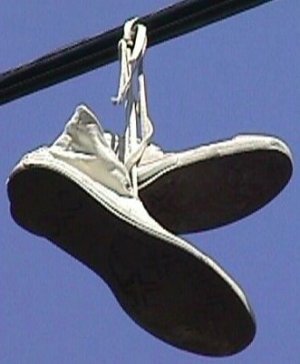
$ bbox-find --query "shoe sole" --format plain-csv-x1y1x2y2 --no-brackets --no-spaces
8,154,255,356
140,135,292,233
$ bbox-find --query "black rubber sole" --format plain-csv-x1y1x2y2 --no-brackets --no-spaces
8,166,256,356
140,149,292,234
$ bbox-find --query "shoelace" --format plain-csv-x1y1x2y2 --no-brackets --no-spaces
112,18,154,196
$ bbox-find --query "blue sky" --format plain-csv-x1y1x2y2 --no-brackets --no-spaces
1,1,299,363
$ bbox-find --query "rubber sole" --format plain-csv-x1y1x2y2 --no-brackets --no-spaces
8,164,255,356
140,147,292,233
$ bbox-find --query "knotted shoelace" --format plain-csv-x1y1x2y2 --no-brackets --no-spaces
112,18,154,196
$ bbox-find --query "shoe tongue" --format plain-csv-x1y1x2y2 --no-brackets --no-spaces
67,105,112,154
51,105,134,196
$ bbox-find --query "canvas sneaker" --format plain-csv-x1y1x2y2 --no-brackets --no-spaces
105,125,293,234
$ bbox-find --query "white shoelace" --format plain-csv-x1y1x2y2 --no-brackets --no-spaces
112,18,154,196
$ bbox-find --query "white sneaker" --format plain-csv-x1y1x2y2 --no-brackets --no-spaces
109,18,292,234
105,127,293,234
7,105,255,356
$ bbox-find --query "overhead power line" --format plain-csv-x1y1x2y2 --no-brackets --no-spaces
0,0,273,105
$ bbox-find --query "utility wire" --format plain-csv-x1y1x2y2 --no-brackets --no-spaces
0,0,273,106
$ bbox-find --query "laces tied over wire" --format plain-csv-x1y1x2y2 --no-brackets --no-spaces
112,18,154,197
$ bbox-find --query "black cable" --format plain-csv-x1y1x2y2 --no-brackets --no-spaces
0,0,273,106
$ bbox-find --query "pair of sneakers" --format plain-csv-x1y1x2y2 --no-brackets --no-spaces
7,104,292,356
